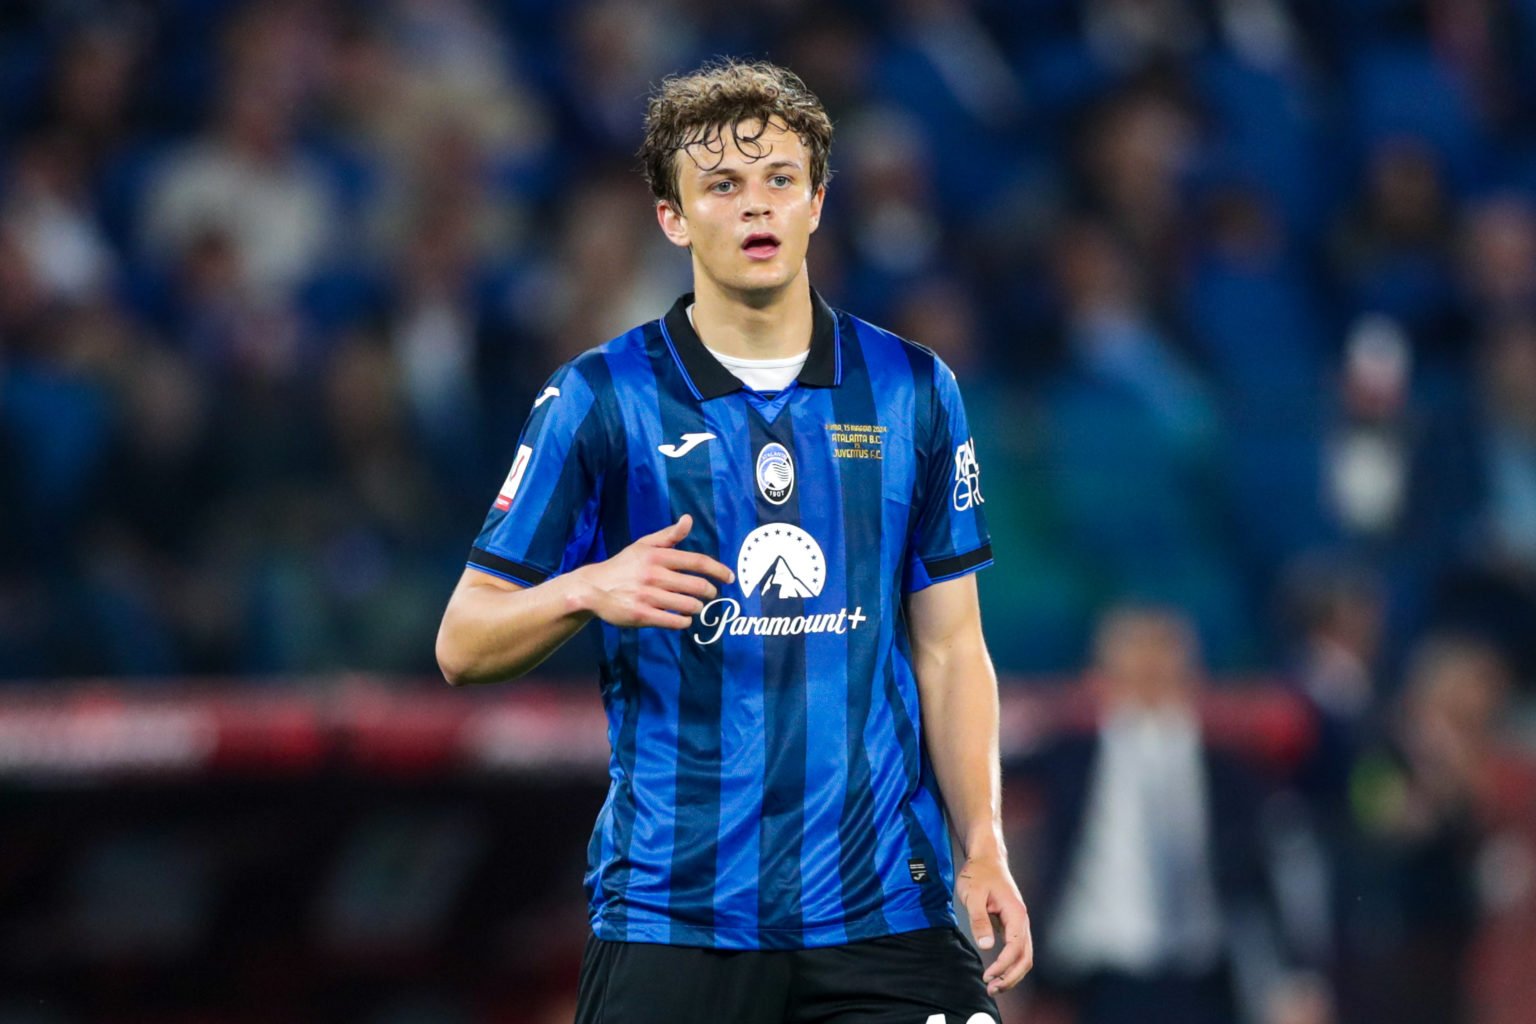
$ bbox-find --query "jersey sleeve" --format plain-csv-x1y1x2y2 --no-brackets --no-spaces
467,364,606,587
903,356,993,593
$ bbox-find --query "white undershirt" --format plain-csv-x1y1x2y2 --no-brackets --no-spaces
688,302,808,392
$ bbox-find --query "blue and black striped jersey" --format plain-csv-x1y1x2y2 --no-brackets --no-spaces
467,289,992,950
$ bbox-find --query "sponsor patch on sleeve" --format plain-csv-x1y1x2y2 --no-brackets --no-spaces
493,444,534,511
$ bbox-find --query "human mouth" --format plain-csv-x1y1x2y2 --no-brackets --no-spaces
742,232,781,260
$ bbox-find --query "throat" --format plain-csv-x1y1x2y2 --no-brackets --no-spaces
687,280,814,361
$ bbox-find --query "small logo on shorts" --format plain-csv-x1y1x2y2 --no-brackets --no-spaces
908,858,929,883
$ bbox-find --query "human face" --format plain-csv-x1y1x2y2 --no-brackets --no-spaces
656,118,825,302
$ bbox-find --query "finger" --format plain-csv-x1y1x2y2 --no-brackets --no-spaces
983,928,1022,984
998,935,1034,991
654,569,719,601
591,590,691,631
992,903,1034,992
640,608,692,630
643,587,706,616
641,514,692,547
659,549,735,584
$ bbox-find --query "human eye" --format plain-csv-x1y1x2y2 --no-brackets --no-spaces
770,173,793,187
709,179,736,194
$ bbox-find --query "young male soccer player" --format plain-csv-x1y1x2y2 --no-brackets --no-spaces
436,59,1031,1021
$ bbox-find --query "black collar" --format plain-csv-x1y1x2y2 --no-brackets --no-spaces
660,288,841,400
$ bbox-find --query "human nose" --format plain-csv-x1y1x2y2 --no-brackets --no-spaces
739,180,771,218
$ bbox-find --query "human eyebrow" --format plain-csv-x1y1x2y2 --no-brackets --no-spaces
699,158,802,178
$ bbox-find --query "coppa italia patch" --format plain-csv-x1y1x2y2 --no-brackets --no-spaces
494,445,533,511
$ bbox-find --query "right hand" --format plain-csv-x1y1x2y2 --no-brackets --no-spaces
575,514,734,630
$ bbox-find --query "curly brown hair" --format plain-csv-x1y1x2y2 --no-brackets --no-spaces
639,58,834,210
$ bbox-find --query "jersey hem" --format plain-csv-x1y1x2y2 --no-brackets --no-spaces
590,906,952,951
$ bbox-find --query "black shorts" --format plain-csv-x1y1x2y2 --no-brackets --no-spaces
574,926,1002,1024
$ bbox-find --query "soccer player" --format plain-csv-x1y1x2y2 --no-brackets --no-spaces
436,59,1031,1022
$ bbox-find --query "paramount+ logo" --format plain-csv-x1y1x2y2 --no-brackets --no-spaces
691,524,866,646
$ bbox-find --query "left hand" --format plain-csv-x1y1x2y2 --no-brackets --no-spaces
955,852,1033,995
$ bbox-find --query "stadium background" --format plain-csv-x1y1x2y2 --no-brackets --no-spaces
1,0,1535,1021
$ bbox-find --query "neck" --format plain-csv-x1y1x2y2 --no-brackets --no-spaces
689,263,813,360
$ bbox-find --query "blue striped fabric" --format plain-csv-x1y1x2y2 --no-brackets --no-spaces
468,289,992,950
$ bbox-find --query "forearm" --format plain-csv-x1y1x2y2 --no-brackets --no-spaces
436,569,599,686
915,636,1006,859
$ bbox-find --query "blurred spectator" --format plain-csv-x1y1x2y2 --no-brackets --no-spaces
1186,184,1330,582
1475,318,1536,574
1074,79,1200,302
1341,634,1511,1024
1322,314,1416,545
836,108,944,317
1082,0,1302,73
1455,194,1536,332
551,0,683,161
1084,0,1205,70
1018,605,1330,1024
243,334,446,673
34,17,145,165
1041,218,1250,665
1330,139,1455,344
875,0,1029,219
142,12,337,300
1412,316,1536,684
1280,556,1388,804
525,170,687,362
3,132,116,304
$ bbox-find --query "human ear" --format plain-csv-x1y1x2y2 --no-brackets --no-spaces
807,184,826,235
657,200,691,249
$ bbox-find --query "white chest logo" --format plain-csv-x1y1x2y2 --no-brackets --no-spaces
692,524,865,645
658,432,716,458
737,524,824,598
756,442,794,505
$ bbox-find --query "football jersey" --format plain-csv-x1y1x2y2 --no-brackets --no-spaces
467,289,991,950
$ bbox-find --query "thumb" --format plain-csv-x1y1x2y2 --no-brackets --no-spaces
644,513,692,547
967,893,995,951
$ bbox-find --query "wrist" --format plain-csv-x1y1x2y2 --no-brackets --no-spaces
961,823,1007,862
561,567,602,620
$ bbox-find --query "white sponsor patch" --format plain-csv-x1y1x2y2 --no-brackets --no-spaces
493,444,533,511
952,437,983,511
691,522,868,645
738,523,824,598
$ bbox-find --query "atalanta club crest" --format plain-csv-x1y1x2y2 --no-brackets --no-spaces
756,442,794,505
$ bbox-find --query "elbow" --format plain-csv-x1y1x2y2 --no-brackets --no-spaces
437,654,468,689
435,624,474,687
436,623,524,687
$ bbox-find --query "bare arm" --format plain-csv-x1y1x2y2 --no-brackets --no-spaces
436,514,733,686
907,573,1033,995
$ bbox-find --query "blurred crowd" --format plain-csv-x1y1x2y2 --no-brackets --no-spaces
4,3,1536,1021
3,0,1536,689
